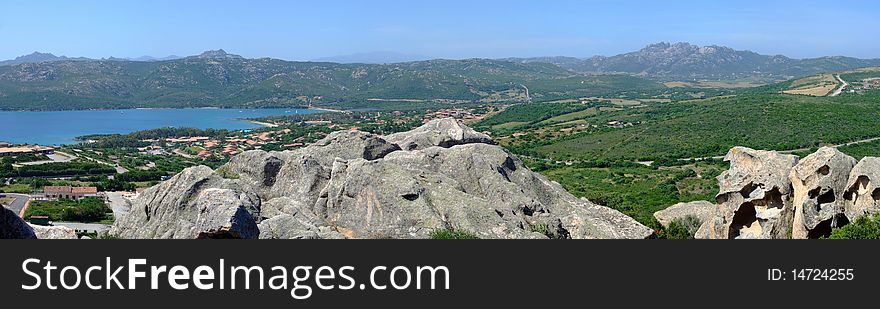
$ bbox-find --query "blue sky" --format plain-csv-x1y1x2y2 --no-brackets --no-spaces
1,0,877,60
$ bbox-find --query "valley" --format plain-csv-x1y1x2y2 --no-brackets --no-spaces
3,44,880,239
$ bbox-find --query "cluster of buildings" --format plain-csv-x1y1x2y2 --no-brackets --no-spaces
40,186,98,200
421,108,488,123
0,143,55,157
848,78,880,94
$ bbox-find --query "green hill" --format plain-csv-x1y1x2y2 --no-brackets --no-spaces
0,54,664,111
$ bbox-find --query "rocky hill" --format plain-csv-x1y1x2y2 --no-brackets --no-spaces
655,146,880,239
110,118,654,239
510,42,880,81
0,52,92,66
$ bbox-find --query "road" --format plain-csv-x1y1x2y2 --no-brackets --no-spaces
103,191,132,219
1,193,30,217
831,74,848,97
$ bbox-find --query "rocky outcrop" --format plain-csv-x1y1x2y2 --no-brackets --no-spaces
111,118,653,239
698,146,880,239
699,147,798,239
385,118,494,150
1,206,36,239
30,224,77,239
111,165,261,239
789,147,856,239
653,201,715,228
843,157,880,222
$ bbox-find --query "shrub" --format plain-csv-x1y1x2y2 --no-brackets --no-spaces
430,229,479,240
664,215,703,239
827,215,880,239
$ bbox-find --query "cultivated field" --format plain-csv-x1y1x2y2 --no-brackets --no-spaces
782,74,839,96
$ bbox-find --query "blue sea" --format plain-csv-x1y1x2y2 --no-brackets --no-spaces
0,108,321,145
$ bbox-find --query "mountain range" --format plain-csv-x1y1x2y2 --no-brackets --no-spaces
1,43,879,111
0,49,664,111
507,42,880,81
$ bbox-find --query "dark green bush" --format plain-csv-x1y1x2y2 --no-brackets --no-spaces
827,215,880,239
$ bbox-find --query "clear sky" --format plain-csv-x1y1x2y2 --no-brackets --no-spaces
1,0,877,61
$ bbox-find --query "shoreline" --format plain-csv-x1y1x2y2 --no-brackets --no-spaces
244,120,279,128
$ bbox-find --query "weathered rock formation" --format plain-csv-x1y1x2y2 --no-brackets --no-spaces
111,165,261,239
653,200,715,228
698,146,880,239
1,206,36,239
111,118,654,239
844,157,880,222
790,147,856,239
30,224,78,239
700,147,798,239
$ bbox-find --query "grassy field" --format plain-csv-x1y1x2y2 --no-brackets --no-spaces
23,197,112,223
0,184,33,194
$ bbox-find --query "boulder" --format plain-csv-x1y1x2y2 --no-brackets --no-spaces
30,224,77,239
702,147,798,239
1,206,36,239
789,147,856,239
111,118,654,239
110,166,261,239
653,201,715,228
843,157,880,222
385,118,493,150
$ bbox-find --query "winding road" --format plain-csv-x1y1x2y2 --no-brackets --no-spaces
831,74,848,97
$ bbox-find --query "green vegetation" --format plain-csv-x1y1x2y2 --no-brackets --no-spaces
0,57,664,111
24,197,111,223
10,159,116,177
826,215,880,239
476,101,594,132
838,140,880,160
540,161,722,226
662,216,703,239
429,229,479,240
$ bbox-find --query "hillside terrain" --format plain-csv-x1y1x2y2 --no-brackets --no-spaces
0,50,667,111
509,42,880,82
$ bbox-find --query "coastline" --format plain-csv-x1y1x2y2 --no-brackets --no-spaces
244,120,279,128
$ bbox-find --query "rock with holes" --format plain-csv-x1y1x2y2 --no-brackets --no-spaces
112,118,654,239
1,206,36,239
700,147,798,239
385,118,493,151
653,200,715,228
789,147,856,239
110,166,261,239
843,157,880,222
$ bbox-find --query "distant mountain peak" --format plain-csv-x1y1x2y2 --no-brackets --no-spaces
14,52,62,62
195,49,243,59
0,51,93,66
